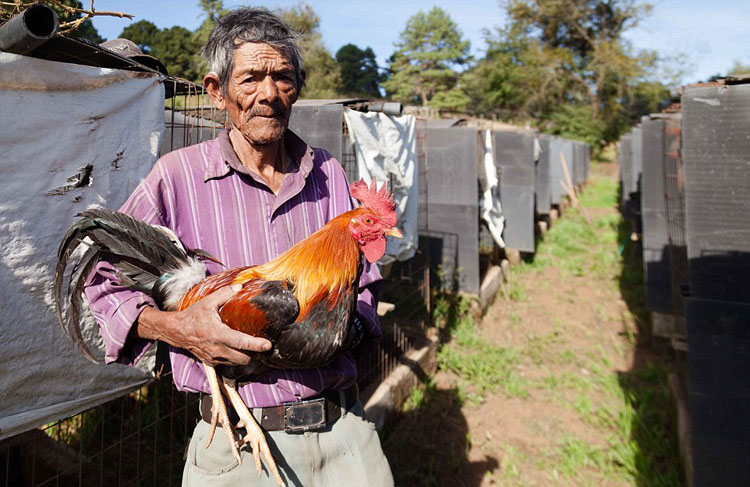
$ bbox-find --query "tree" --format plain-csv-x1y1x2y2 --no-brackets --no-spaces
280,3,341,98
152,26,201,80
192,0,230,80
384,7,470,106
500,0,668,147
728,60,750,76
335,44,381,97
461,29,572,120
118,22,201,80
120,20,160,53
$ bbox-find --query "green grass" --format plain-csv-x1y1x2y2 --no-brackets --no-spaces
525,331,565,365
518,186,620,279
438,311,529,401
579,176,619,208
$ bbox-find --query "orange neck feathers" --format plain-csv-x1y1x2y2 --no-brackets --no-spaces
234,210,362,319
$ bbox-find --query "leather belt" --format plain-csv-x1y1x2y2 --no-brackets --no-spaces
200,384,359,433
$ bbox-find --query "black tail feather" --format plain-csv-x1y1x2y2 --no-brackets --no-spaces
54,207,208,362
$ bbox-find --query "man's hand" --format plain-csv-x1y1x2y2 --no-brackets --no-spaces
135,284,271,366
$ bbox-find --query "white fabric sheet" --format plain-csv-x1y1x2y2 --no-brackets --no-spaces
343,109,418,264
0,53,165,440
480,130,505,248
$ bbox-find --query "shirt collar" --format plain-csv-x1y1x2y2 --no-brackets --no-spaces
205,128,315,183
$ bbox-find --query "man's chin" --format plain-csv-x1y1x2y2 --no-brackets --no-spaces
240,121,286,145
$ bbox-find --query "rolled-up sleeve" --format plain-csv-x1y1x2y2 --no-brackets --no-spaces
85,262,156,364
83,166,168,365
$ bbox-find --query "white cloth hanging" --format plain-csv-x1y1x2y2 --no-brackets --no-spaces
480,130,505,248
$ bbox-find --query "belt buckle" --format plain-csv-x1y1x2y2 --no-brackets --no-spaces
283,397,327,433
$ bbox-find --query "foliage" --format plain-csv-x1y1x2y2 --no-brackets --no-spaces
119,21,201,80
500,0,668,147
411,0,671,150
119,19,159,52
383,7,470,107
280,2,341,98
335,43,381,97
548,103,605,147
728,60,750,76
191,0,230,80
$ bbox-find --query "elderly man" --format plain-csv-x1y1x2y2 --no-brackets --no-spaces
84,7,394,486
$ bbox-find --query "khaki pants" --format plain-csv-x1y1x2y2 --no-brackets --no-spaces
182,401,394,486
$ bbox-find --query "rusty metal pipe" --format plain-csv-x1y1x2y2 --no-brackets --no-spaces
0,4,59,55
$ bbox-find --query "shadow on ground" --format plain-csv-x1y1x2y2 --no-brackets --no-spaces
380,292,499,487
616,191,686,487
380,384,498,487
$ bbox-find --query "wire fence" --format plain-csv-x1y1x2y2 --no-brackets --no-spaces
0,374,199,487
662,116,689,316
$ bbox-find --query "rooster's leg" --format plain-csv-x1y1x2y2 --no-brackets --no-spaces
222,382,285,487
203,363,242,464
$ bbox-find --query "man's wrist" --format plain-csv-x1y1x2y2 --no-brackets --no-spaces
135,306,170,341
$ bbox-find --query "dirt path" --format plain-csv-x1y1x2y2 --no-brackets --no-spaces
382,162,683,487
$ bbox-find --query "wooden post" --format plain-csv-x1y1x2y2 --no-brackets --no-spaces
559,151,591,225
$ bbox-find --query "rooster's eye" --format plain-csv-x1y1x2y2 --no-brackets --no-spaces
364,217,373,225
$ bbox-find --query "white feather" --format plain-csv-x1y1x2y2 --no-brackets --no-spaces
160,256,207,310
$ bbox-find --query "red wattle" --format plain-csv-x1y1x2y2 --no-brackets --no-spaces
362,236,386,264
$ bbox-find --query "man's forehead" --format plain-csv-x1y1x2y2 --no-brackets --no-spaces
233,42,293,68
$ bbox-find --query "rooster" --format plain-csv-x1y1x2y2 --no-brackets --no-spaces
54,179,401,486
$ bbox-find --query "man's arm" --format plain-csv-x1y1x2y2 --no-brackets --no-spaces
84,161,270,367
135,286,271,366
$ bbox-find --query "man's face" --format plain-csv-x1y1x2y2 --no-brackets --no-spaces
221,42,298,145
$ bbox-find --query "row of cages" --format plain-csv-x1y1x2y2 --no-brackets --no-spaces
0,71,592,485
618,77,750,486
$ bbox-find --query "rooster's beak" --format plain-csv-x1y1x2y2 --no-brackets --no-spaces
385,227,403,239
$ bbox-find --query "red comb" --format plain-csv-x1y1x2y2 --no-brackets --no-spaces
350,178,397,226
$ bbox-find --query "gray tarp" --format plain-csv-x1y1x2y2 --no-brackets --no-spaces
343,109,418,264
0,53,165,440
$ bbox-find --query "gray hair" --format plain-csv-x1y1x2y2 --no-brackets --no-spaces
202,7,304,92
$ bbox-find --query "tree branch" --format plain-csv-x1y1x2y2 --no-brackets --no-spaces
1,0,133,35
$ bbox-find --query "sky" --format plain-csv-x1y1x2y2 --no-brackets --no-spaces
90,0,750,86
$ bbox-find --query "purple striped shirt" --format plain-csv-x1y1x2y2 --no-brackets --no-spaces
84,128,382,408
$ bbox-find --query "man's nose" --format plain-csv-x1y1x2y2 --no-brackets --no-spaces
257,75,279,101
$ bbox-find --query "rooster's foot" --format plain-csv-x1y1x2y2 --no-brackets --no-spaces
203,364,242,464
223,383,286,487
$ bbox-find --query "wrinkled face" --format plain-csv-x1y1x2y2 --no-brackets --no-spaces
218,42,299,145
348,208,402,264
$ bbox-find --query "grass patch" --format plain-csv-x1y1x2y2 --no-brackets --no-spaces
503,279,527,301
403,379,437,413
525,331,565,365
438,313,528,401
552,436,609,480
524,198,620,279
579,176,619,208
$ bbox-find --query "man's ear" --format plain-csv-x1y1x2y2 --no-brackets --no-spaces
204,72,226,110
